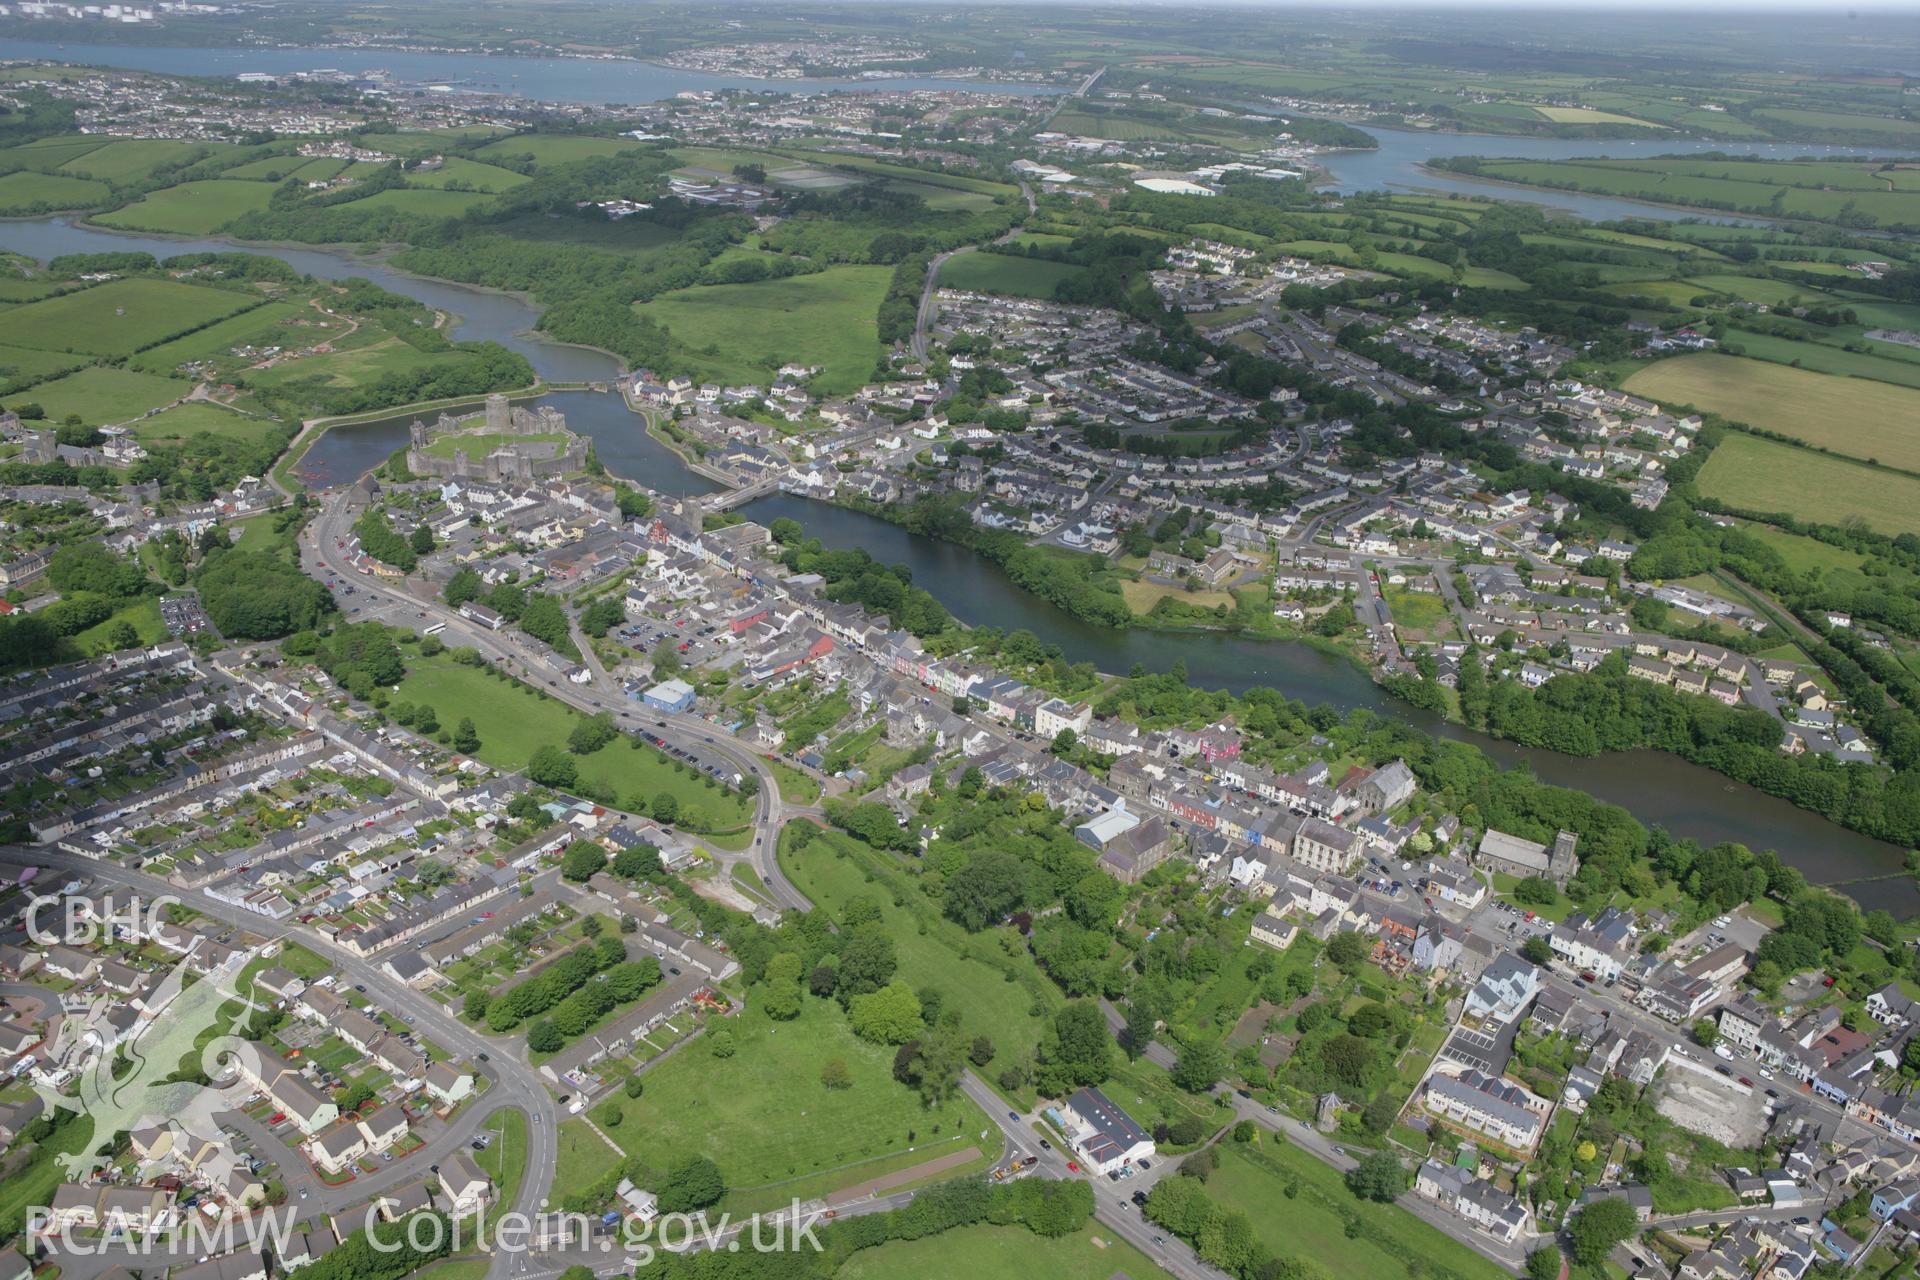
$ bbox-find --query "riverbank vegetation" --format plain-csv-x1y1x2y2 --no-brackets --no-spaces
1434,156,1920,233
0,250,532,470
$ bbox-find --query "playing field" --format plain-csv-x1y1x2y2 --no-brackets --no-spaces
21,365,191,425
641,266,892,396
392,654,751,828
937,251,1083,299
1625,352,1920,470
1697,434,1920,538
592,996,991,1206
838,1224,1174,1280
92,180,276,235
0,169,112,215
0,278,256,357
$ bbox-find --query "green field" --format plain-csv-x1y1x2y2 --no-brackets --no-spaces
420,430,566,460
220,153,343,181
1206,1140,1510,1280
475,1108,529,1212
1459,266,1530,290
60,138,215,182
0,342,85,394
1459,156,1920,229
779,826,1057,1082
838,1223,1174,1280
244,337,479,394
1719,328,1920,391
345,187,500,218
641,266,892,396
1625,352,1920,470
475,133,640,167
0,168,112,215
71,597,167,656
130,300,311,375
131,401,277,445
92,180,276,235
1382,585,1455,637
392,653,751,828
0,278,256,357
1697,433,1920,538
21,365,191,425
937,252,1083,299
404,157,530,192
1,135,112,168
592,996,991,1208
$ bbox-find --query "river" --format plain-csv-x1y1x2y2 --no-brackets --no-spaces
13,38,1904,225
1313,125,1908,223
3,208,1911,906
0,38,1068,102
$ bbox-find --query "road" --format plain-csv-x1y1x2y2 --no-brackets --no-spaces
302,487,813,912
18,845,559,1280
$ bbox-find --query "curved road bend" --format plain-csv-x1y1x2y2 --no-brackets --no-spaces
18,846,559,1280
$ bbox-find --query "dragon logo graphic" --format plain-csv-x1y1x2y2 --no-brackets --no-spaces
34,943,268,1183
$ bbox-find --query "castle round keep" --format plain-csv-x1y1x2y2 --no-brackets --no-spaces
405,393,589,483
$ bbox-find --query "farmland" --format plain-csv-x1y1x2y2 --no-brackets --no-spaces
129,300,313,375
91,180,276,235
0,278,256,358
936,251,1083,299
1520,104,1664,127
1441,156,1920,230
342,187,501,219
0,343,85,395
59,138,216,182
1696,434,1920,538
640,266,892,396
1624,353,1920,471
474,133,641,167
0,169,112,216
404,157,530,192
1714,329,1920,392
17,366,190,426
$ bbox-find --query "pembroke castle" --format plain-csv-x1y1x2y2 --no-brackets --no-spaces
405,393,589,483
